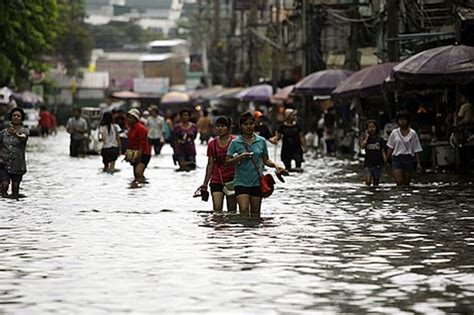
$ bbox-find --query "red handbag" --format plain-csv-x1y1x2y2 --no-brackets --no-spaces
245,144,275,198
259,173,275,198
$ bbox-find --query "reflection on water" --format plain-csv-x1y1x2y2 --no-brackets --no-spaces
0,131,473,314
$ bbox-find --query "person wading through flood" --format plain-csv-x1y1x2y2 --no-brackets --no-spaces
361,120,387,186
386,111,423,187
0,108,29,198
99,111,121,173
125,108,151,185
197,110,213,145
270,108,307,171
200,116,237,212
39,105,53,137
226,112,286,218
173,108,198,171
146,105,165,156
253,111,272,140
66,107,88,157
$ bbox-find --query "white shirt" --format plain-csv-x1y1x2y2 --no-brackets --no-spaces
387,127,423,156
146,115,165,140
66,117,88,140
99,124,120,148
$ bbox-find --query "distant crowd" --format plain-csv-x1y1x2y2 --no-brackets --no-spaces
1,94,472,217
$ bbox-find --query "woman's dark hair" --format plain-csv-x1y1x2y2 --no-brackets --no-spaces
215,116,232,128
365,119,380,133
396,110,411,124
101,111,113,133
179,108,192,116
9,107,25,121
101,111,113,125
239,111,255,127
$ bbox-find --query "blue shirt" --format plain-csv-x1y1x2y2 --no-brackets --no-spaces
227,134,268,187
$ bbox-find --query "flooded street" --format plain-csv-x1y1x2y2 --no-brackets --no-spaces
1,130,473,314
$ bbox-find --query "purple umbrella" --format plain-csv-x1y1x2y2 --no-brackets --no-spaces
236,84,273,102
294,69,354,96
188,86,224,101
12,91,44,105
392,45,474,85
332,62,398,99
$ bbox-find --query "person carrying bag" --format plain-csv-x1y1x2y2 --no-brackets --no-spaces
226,112,286,218
125,108,152,185
124,149,141,163
200,116,237,212
246,143,275,198
218,168,235,197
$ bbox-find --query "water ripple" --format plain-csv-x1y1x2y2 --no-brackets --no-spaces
0,131,472,313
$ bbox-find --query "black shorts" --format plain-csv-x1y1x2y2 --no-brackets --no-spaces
41,126,49,136
101,147,119,164
234,186,262,197
132,154,151,167
175,155,196,163
0,169,23,183
209,183,224,193
392,154,415,171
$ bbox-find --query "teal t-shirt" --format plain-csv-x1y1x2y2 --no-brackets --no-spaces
227,134,268,187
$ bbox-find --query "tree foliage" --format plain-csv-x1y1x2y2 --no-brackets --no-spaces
54,0,94,75
0,0,60,88
88,21,163,50
0,0,93,88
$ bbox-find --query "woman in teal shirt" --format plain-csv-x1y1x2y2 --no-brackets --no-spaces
226,112,285,218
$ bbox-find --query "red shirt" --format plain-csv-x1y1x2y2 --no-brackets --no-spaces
207,136,236,184
39,111,53,128
50,114,57,128
128,122,151,155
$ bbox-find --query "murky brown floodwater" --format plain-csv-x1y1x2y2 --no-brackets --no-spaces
1,130,473,314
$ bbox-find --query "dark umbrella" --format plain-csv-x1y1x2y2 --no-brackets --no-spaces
236,84,273,102
294,69,354,96
332,62,398,99
391,45,474,85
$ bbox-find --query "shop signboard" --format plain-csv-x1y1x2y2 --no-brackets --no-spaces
133,77,170,94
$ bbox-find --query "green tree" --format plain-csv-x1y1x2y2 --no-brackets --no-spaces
88,21,163,50
54,0,94,75
0,1,93,88
0,0,60,88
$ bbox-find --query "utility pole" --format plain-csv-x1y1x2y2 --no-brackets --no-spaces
248,0,258,85
272,0,282,88
301,0,309,76
300,0,308,133
204,0,213,83
213,0,220,44
240,10,245,81
211,0,221,84
387,0,400,62
226,7,238,85
345,4,361,71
